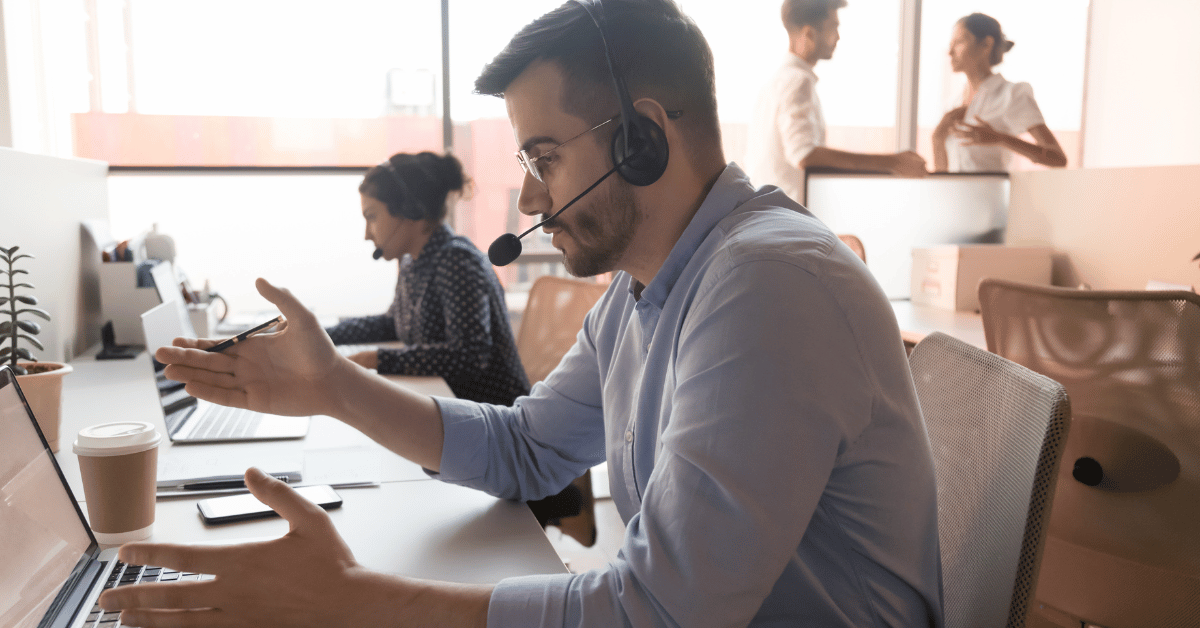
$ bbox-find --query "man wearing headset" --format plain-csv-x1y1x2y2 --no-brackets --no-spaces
101,1,944,626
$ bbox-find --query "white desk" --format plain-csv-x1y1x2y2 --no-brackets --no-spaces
55,353,454,497
54,349,567,582
889,300,987,350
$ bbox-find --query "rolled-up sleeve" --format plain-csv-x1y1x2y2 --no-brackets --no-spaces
778,75,822,168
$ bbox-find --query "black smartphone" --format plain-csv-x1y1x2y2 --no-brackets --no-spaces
197,485,342,524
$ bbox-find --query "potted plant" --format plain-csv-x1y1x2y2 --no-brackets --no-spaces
2,246,72,452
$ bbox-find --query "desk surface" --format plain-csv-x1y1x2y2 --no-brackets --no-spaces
54,348,567,583
142,481,567,583
889,300,986,349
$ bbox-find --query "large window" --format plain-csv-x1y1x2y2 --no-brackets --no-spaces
4,0,1091,306
71,0,445,166
685,0,901,163
916,0,1089,168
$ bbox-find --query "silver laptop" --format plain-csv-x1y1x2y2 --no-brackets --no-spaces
0,365,215,628
140,301,309,443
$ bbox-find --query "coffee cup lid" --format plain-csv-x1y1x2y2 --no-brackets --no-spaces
73,421,161,457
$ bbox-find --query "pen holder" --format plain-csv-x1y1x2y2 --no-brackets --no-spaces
188,302,218,339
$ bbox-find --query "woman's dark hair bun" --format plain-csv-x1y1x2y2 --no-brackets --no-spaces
1004,40,1015,52
359,151,467,223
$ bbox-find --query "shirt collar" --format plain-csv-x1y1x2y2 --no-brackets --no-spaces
786,53,818,82
634,163,756,308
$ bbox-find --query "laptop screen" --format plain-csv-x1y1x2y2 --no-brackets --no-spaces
0,368,95,628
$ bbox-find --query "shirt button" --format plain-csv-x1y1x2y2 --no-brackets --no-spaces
625,430,633,442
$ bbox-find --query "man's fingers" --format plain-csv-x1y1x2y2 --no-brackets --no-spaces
244,467,330,525
171,337,220,350
156,346,237,373
99,580,219,611
162,364,240,390
113,609,227,628
183,382,250,409
116,543,230,577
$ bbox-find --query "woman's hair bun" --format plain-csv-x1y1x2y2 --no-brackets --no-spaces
1004,40,1015,52
434,153,466,192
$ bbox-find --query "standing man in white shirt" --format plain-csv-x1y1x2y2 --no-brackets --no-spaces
744,0,927,205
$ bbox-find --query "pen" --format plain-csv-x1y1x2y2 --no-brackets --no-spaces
205,315,283,353
179,474,293,491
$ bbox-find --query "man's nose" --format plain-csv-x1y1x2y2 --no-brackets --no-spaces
516,171,551,217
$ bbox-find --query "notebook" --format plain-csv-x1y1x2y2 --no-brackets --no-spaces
140,301,309,443
0,365,213,628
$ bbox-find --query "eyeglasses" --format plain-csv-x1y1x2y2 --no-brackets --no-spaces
515,115,618,185
514,109,684,185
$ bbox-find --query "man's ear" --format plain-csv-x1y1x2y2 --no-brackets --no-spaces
631,98,671,136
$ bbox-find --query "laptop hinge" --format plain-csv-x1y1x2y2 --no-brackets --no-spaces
40,557,104,628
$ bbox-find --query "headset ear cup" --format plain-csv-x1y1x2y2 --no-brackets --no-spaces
611,115,669,186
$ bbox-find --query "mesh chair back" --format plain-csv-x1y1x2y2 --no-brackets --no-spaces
910,332,1070,628
516,276,608,384
978,279,1200,628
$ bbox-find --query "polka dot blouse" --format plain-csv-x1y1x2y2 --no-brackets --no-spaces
325,224,530,406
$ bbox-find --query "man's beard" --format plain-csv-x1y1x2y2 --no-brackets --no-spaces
548,180,641,278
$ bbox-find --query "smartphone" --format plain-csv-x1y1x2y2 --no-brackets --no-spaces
197,485,342,524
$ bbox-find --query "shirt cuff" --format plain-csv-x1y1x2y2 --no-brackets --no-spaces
425,397,490,482
488,574,574,628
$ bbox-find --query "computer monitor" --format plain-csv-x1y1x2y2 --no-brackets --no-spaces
804,171,1010,299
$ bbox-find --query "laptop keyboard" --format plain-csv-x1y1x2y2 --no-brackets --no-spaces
190,405,264,440
84,561,213,627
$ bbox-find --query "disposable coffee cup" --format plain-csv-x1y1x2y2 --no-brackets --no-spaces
73,421,161,544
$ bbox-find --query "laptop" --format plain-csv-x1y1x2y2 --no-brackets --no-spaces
0,365,214,628
140,301,309,443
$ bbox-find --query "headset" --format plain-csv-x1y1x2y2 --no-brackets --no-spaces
378,159,427,221
488,0,672,266
575,0,670,187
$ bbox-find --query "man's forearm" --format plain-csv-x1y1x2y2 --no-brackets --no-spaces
324,358,447,471
800,146,894,173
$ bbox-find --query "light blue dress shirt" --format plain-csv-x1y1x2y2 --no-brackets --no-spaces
431,164,944,627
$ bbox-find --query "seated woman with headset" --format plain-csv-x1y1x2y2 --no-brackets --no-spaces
325,151,529,407
330,151,586,533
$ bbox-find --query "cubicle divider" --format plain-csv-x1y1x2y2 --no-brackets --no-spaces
0,148,109,362
1006,164,1200,290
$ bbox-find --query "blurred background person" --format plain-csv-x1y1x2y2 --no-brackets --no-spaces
325,151,529,406
932,13,1068,172
745,0,927,205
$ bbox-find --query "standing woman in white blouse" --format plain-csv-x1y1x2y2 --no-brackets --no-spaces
932,13,1068,172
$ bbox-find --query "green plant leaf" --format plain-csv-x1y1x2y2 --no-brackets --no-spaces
16,320,41,334
12,365,27,376
11,347,33,361
0,321,10,333
14,295,38,305
0,347,10,359
0,297,7,306
15,308,51,321
11,283,34,290
9,269,28,276
10,254,33,262
18,334,44,351
4,246,18,254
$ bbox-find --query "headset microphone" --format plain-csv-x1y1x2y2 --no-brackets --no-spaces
488,161,623,266
372,248,384,260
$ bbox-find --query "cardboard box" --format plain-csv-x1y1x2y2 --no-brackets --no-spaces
911,245,1051,312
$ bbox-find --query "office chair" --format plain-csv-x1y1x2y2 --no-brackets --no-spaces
516,276,610,547
978,279,1200,628
909,332,1071,628
837,233,866,263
